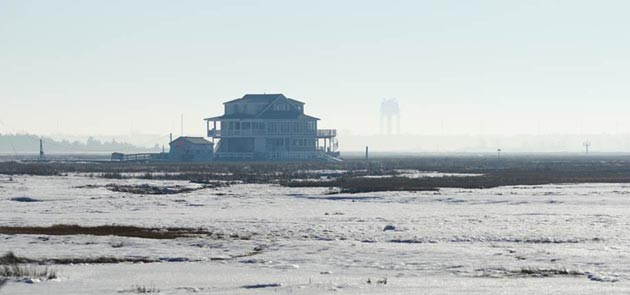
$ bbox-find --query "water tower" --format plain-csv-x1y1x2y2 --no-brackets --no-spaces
380,98,400,135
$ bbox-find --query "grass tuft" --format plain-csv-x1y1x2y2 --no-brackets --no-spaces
119,284,160,293
0,265,57,280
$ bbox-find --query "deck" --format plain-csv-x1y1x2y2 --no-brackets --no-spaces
208,128,337,138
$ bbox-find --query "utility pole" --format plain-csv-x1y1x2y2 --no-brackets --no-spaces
365,146,370,172
38,139,46,161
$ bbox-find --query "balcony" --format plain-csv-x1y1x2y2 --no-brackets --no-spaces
219,129,264,137
317,129,337,138
210,128,326,137
215,152,254,161
207,129,221,137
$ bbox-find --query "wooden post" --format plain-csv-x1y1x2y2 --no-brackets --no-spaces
365,146,370,172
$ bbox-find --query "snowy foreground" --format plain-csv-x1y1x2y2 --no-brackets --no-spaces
2,174,630,294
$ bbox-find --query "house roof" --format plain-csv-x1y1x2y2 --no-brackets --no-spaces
205,93,316,122
204,113,319,121
170,137,213,145
286,98,305,105
224,94,281,104
258,112,320,120
224,94,305,105
204,113,256,121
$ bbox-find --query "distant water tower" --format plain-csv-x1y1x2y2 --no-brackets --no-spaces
380,98,400,135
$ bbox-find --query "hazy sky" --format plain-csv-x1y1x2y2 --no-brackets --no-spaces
1,0,629,137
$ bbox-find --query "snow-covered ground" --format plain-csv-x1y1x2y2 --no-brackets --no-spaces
362,170,483,178
2,174,630,293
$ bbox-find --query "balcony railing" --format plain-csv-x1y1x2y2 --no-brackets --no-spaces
209,128,321,137
317,129,337,138
215,152,254,160
207,129,221,137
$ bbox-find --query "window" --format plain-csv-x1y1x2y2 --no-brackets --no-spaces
290,138,309,147
280,122,290,133
273,104,290,111
268,122,278,133
253,122,265,129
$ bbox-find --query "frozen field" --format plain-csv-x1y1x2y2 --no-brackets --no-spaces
2,174,630,294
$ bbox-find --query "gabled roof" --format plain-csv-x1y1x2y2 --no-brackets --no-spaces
204,113,256,121
205,93,316,122
224,94,305,105
170,137,213,145
224,94,282,104
258,112,320,120
286,98,305,105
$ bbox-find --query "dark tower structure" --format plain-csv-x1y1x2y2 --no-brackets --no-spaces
38,139,46,161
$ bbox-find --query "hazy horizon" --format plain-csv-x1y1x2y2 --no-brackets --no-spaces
3,1,630,141
3,132,630,154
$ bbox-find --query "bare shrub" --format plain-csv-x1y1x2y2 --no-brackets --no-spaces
0,224,211,240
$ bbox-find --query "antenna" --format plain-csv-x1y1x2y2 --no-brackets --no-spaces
583,141,591,155
180,114,184,137
497,148,502,159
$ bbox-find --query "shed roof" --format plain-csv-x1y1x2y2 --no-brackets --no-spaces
170,137,213,145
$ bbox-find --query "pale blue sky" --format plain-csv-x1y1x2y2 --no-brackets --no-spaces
1,0,629,137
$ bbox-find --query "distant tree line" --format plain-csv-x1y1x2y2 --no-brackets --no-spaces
0,134,159,154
